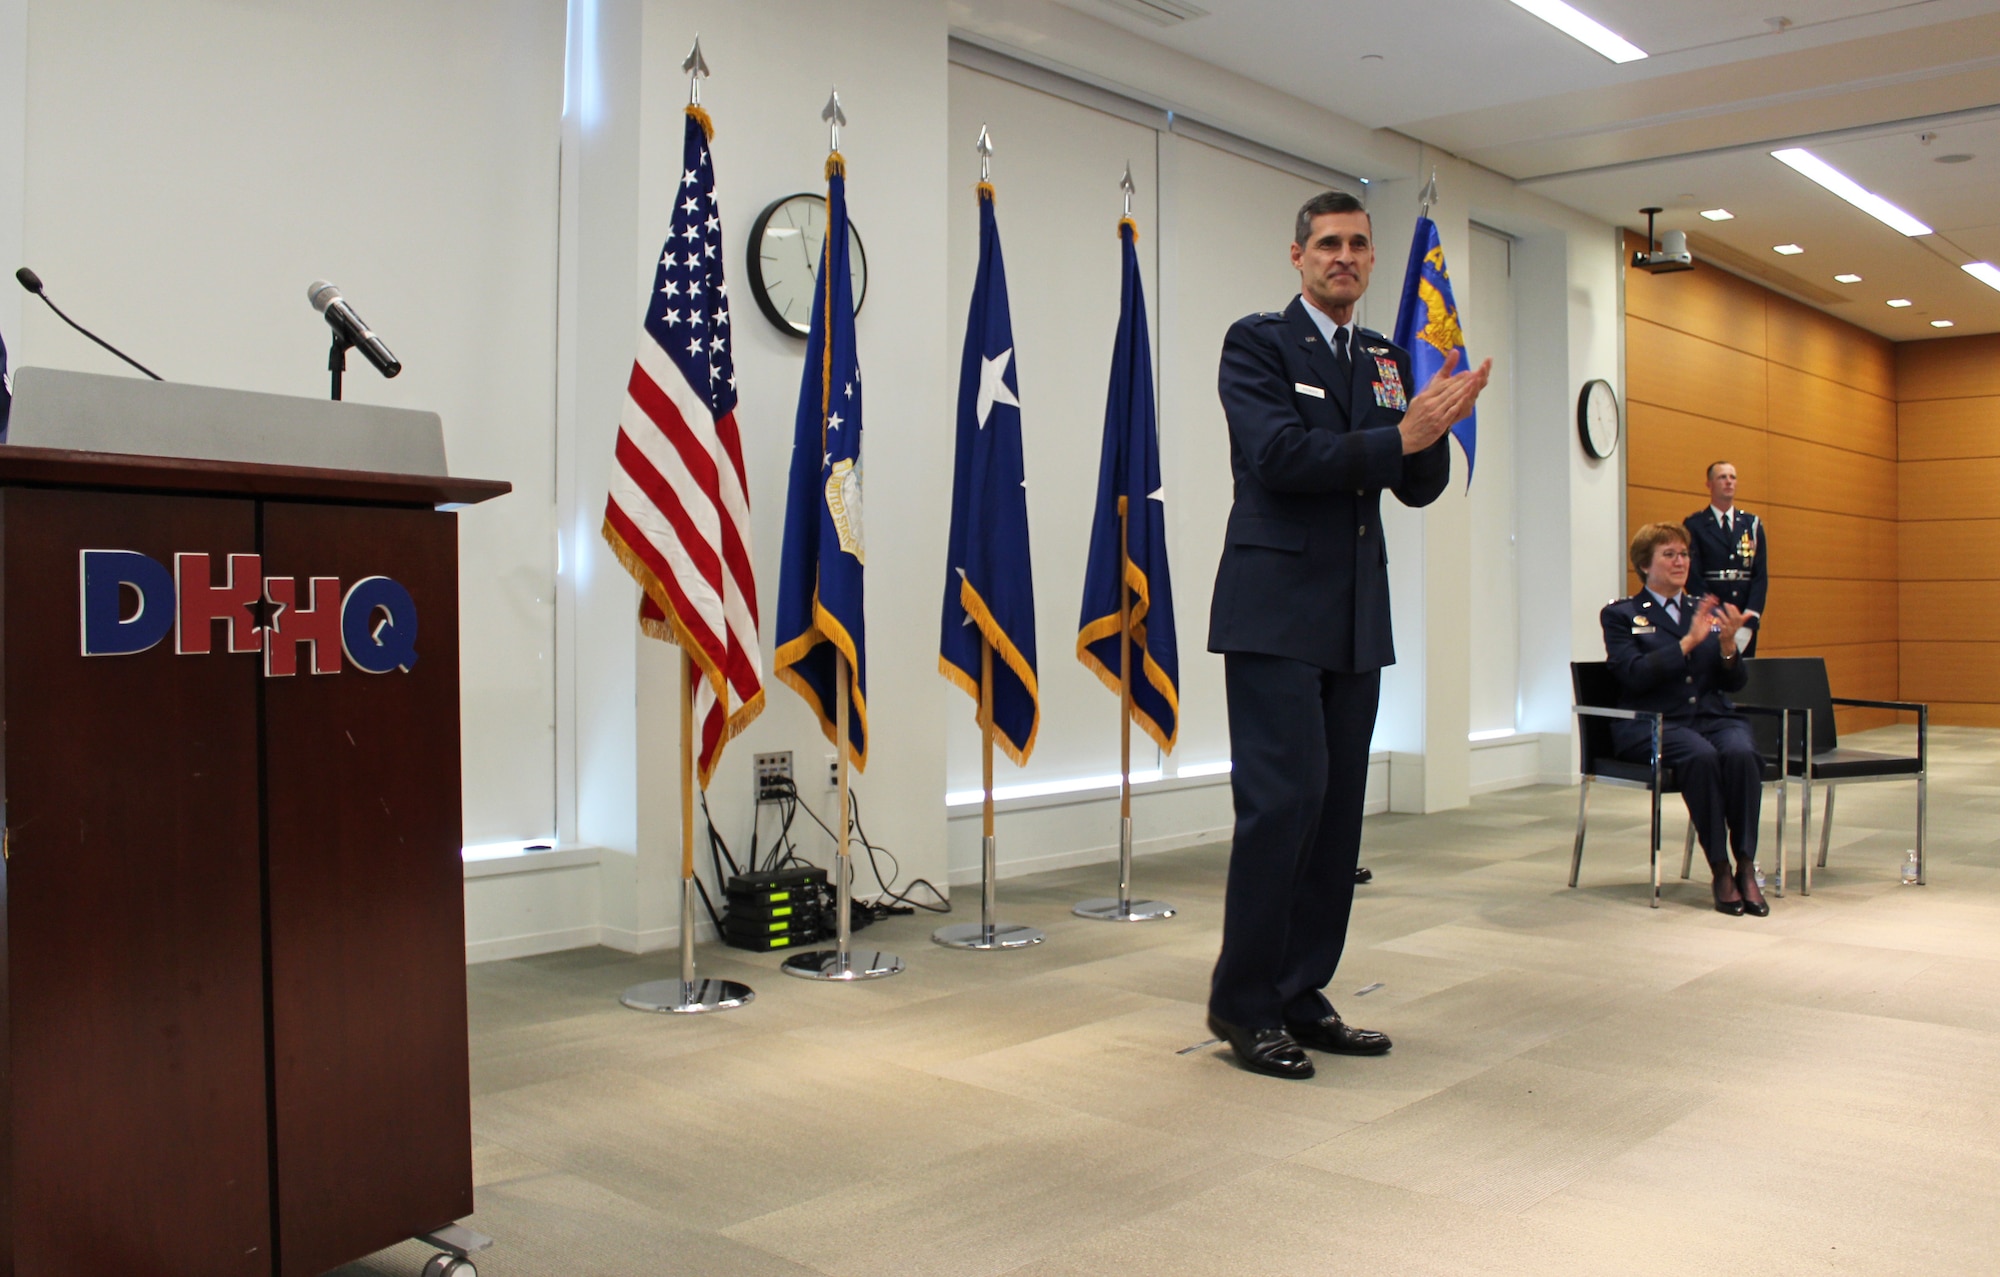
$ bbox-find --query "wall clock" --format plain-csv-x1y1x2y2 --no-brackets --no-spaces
1578,378,1620,460
746,193,868,337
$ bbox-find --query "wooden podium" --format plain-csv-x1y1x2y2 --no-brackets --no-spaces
0,432,507,1274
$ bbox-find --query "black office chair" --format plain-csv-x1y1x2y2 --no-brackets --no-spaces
1570,661,1788,908
1734,656,1927,893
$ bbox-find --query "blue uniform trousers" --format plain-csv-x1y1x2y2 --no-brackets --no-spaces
1210,652,1378,1029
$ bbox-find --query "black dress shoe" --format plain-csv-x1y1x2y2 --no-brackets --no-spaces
1736,870,1770,917
1354,866,1373,884
1206,1013,1315,1079
1712,875,1746,915
1284,1010,1391,1056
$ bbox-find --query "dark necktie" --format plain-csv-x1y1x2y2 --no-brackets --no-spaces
1334,326,1352,378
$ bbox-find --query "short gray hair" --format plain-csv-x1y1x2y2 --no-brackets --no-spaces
1294,190,1369,246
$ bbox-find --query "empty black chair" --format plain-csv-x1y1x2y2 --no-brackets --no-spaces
1734,656,1927,893
1571,661,1788,908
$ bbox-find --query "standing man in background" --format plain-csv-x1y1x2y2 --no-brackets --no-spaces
1685,461,1767,656
1204,190,1489,1081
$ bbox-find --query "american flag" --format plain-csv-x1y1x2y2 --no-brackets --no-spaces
602,104,763,786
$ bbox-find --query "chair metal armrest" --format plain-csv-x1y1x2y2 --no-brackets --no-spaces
1829,697,1927,713
1574,705,1654,722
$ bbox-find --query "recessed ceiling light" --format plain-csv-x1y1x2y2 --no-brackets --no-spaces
1887,298,1913,307
1504,0,1648,62
1962,261,2000,292
1834,273,1863,283
1773,244,1804,255
1699,209,1734,221
1931,319,1955,328
1935,154,1973,164
1771,148,1933,236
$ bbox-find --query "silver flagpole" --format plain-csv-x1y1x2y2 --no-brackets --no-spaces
1077,163,1174,925
622,38,754,1015
933,124,1044,951
782,89,901,983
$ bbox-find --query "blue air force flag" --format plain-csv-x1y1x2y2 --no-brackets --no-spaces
774,154,869,767
1392,215,1475,482
1076,217,1178,753
940,184,1039,764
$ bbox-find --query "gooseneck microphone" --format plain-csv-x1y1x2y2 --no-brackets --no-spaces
14,267,164,381
307,281,401,379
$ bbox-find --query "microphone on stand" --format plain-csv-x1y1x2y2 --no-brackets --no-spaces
14,267,164,381
307,281,401,379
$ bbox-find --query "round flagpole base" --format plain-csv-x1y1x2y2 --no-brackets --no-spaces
619,978,754,1014
779,948,905,981
1072,897,1175,922
931,922,1045,949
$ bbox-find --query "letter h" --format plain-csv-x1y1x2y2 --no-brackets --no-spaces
176,553,263,654
263,576,344,676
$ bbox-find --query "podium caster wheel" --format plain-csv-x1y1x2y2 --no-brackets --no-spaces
421,1255,477,1277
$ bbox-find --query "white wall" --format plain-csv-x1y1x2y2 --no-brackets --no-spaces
13,0,565,846
6,0,1627,961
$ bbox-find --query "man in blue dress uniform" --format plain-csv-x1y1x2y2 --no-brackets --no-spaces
1684,461,1767,656
1203,190,1489,1080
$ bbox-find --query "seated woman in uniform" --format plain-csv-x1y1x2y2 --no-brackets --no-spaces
1600,522,1769,916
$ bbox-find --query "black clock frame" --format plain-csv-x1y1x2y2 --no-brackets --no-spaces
1577,378,1620,459
745,192,869,338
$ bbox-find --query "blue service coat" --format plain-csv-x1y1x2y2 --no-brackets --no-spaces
1600,589,1749,756
1205,298,1451,673
1684,506,1768,622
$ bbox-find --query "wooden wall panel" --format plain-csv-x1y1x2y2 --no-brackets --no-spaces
1898,518,2000,581
1897,333,2000,400
1767,435,1897,519
1626,403,1770,502
1901,641,2000,703
1898,581,2000,641
1759,506,1895,582
1767,293,1895,398
1926,703,2000,727
1898,397,2000,461
1758,577,1894,651
1624,250,1768,357
1899,457,2000,521
1626,318,1768,429
1625,250,1926,739
1765,363,1896,458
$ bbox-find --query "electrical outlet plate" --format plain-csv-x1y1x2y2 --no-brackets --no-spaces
754,751,794,801
824,753,840,791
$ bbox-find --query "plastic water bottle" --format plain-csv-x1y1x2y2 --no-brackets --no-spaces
1902,851,1920,885
1753,863,1766,893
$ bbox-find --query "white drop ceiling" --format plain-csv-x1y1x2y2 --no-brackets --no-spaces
1058,0,2000,339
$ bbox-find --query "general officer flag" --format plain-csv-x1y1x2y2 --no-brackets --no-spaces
774,152,868,767
601,102,763,789
940,183,1039,764
1076,216,1178,753
1392,215,1476,481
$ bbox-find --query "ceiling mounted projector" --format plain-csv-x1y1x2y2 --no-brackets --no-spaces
1632,207,1693,274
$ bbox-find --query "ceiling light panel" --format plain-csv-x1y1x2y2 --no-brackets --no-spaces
1887,299,1913,308
1699,209,1733,221
1773,244,1804,255
1771,148,1934,237
1931,320,1955,328
1834,274,1862,283
1505,0,1647,63
1963,262,2000,293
